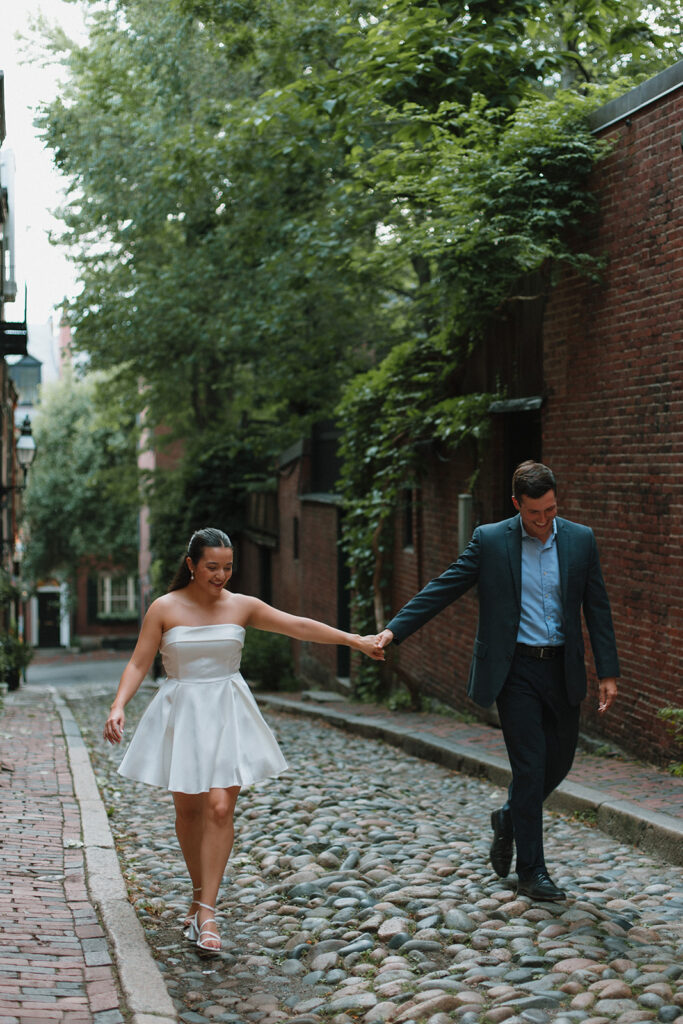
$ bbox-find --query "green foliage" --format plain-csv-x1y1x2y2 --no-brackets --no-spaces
0,567,20,607
143,430,275,591
525,0,683,85
0,629,33,691
240,626,298,691
658,707,683,776
30,0,683,687
22,369,139,584
336,92,609,697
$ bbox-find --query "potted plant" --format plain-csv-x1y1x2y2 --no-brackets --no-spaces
0,631,34,692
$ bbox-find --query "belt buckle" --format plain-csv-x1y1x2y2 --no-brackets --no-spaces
539,646,552,660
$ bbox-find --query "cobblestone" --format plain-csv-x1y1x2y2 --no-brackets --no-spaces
67,685,683,1024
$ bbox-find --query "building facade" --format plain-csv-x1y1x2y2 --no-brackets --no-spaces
240,63,683,763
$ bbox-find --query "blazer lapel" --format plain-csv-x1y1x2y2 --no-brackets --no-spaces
556,517,570,610
505,516,522,607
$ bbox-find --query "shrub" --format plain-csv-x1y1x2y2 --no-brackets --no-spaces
240,628,298,691
658,707,683,776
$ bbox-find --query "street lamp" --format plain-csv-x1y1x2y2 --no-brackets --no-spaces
0,415,36,504
15,416,37,477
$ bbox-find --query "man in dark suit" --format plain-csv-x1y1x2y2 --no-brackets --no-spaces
375,461,619,901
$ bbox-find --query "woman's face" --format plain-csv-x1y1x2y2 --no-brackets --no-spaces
188,546,233,595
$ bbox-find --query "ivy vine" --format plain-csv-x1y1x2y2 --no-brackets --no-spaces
336,91,613,700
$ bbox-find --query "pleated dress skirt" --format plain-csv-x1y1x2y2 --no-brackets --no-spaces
117,623,289,793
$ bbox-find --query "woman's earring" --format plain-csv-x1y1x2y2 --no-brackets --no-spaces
190,571,195,580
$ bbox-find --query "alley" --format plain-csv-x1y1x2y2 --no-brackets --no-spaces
68,683,683,1024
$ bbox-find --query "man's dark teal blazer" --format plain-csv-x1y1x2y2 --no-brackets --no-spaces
386,515,620,709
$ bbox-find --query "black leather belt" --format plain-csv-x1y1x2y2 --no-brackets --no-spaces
515,643,565,660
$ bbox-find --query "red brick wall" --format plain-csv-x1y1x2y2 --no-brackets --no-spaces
296,499,341,681
541,85,683,759
388,447,481,711
381,84,683,761
239,452,345,685
272,459,304,622
245,81,682,761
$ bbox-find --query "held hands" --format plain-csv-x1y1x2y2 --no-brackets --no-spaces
356,635,386,661
375,629,394,653
598,677,618,714
103,707,125,744
355,629,395,661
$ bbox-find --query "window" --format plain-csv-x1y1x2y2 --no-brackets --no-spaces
97,573,137,618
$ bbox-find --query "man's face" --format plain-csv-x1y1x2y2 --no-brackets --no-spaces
512,489,557,542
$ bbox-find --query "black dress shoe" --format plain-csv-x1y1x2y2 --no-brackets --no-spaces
517,871,566,901
489,808,513,877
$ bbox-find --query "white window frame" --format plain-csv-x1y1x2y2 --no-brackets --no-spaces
97,573,137,616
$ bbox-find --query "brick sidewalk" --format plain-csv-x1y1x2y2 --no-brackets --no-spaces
0,689,124,1024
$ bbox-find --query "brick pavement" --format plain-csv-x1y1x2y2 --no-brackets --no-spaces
0,688,124,1024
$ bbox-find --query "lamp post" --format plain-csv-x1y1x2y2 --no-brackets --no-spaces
15,415,37,482
0,415,36,507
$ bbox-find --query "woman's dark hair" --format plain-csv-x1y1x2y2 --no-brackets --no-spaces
512,460,557,502
168,527,233,592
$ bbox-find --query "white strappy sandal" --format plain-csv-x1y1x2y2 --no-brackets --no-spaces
182,885,202,938
190,901,221,955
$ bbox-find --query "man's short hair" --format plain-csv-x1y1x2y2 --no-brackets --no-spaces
512,460,557,501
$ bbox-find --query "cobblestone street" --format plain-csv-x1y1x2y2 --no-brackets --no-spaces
69,684,683,1024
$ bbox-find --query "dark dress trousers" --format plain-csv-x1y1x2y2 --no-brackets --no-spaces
386,514,620,878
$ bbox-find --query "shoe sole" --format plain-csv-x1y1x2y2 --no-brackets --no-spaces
517,889,566,901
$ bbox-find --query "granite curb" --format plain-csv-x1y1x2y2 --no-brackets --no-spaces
257,693,683,868
51,688,178,1024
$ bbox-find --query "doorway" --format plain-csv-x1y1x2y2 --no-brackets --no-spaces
499,409,543,520
37,591,62,647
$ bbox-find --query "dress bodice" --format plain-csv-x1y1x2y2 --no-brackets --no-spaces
160,623,245,683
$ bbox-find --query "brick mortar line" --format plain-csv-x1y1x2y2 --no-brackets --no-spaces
50,687,178,1024
257,694,683,868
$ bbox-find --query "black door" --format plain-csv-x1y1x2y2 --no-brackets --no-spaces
499,410,543,520
38,592,61,646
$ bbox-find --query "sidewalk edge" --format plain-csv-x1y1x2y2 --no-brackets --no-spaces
258,694,683,868
52,688,178,1022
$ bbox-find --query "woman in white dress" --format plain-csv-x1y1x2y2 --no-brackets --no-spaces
103,527,384,954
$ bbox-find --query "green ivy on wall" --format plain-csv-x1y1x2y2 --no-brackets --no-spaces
336,91,614,700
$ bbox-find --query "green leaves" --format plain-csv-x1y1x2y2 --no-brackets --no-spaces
31,0,682,623
22,370,139,583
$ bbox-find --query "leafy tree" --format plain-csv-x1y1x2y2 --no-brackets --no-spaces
526,0,683,86
31,0,682,629
22,370,139,586
36,0,388,445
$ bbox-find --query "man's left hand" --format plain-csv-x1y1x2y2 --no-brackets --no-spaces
598,677,618,713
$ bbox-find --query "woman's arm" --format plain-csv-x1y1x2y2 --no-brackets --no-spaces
245,598,384,660
103,602,164,744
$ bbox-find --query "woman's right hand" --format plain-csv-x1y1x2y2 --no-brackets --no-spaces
355,634,386,660
103,706,125,745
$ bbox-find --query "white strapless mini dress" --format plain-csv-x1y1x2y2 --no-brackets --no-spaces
117,623,289,793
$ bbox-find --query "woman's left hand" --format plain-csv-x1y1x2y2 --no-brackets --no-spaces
356,635,386,660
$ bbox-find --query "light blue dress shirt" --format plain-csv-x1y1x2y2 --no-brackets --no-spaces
516,519,565,646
